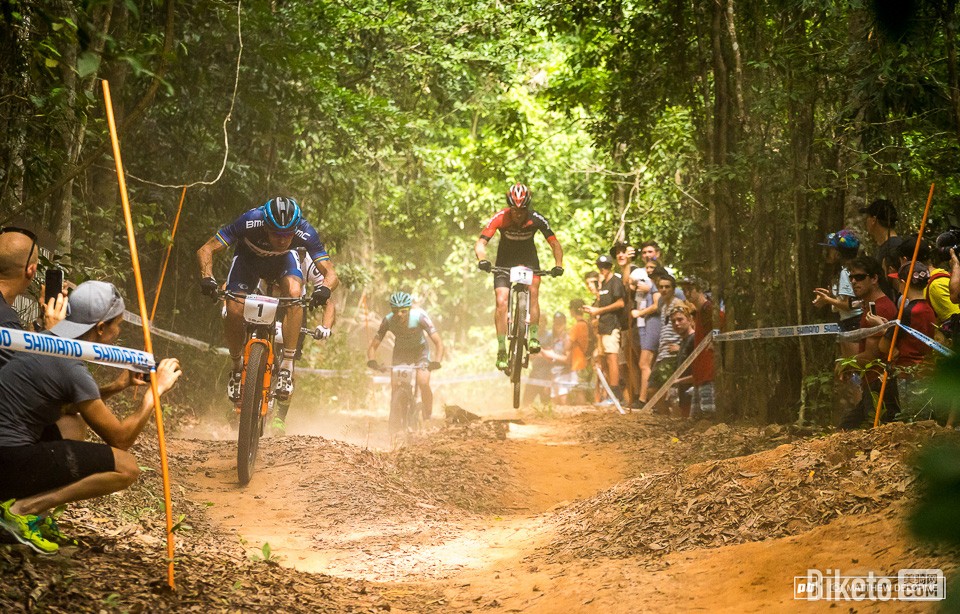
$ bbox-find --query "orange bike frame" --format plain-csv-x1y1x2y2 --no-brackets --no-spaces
238,337,275,417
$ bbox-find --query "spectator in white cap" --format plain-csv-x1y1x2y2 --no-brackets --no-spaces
0,281,181,554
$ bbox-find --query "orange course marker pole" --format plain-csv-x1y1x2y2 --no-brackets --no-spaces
101,80,177,589
872,182,935,428
150,186,188,323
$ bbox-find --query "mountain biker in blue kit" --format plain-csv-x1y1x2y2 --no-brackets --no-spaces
367,292,444,419
196,197,339,402
474,183,564,371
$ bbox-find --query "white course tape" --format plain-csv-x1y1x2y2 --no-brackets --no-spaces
0,326,154,372
123,311,229,355
896,321,955,357
713,322,840,341
837,320,899,342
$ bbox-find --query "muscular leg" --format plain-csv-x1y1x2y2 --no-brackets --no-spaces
11,448,139,517
494,287,509,336
530,277,540,337
280,275,304,359
225,300,246,367
417,369,432,419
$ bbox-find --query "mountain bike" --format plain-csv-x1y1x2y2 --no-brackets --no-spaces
368,362,430,438
489,266,557,408
217,290,322,485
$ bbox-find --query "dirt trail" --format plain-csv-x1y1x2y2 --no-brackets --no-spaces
166,411,951,613
173,417,627,585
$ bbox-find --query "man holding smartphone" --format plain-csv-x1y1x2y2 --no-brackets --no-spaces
838,256,898,429
0,227,67,369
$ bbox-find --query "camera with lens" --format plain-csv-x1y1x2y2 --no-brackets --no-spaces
937,228,960,258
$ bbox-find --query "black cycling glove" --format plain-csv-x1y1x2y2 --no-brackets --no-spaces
200,276,219,297
550,266,564,277
477,260,492,272
311,285,332,308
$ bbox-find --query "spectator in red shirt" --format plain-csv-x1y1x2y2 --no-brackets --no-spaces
866,262,937,418
838,256,899,429
680,276,717,419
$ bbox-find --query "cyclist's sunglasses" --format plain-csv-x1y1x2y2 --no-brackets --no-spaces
0,226,38,276
267,228,296,238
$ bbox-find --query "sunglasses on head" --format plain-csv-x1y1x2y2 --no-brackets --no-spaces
0,226,38,276
849,273,870,282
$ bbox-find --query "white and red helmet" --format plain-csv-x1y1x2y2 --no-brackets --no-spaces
506,183,531,208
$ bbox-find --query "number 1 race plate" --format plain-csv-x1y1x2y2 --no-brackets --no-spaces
243,295,280,325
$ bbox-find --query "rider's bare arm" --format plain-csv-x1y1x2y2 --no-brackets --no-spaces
428,331,444,363
367,336,382,362
314,259,340,291
474,236,489,262
548,236,563,268
197,237,226,278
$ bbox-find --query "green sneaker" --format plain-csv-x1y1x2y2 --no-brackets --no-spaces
528,337,541,354
496,350,509,371
0,499,58,555
38,506,75,546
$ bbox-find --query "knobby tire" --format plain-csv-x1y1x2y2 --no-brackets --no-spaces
238,343,268,486
510,291,527,409
390,386,413,437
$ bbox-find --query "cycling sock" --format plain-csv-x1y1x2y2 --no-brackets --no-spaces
280,349,296,372
231,354,242,372
530,324,539,339
497,335,506,352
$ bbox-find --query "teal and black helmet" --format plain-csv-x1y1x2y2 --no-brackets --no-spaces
262,196,301,231
389,292,412,308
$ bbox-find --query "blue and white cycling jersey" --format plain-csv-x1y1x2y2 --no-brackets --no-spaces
215,207,330,268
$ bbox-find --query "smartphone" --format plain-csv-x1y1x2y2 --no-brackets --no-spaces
44,268,64,304
868,301,876,316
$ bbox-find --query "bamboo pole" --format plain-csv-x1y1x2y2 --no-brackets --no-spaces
150,186,188,322
872,183,935,428
102,80,177,589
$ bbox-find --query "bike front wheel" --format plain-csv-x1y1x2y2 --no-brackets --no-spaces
509,291,528,409
238,343,269,485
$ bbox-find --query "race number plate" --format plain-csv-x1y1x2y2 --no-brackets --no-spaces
393,365,416,383
509,266,534,286
243,295,280,325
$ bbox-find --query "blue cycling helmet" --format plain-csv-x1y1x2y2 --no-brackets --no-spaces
262,196,301,231
389,292,412,308
819,229,860,255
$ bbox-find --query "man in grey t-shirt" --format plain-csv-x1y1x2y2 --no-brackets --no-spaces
0,281,182,554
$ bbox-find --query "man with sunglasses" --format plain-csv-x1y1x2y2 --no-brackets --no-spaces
475,183,564,371
0,227,67,369
838,255,898,429
197,197,339,403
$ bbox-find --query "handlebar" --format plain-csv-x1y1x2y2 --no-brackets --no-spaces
489,267,558,277
300,326,328,340
216,289,311,307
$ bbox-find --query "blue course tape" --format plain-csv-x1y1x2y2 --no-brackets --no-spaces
896,321,955,357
